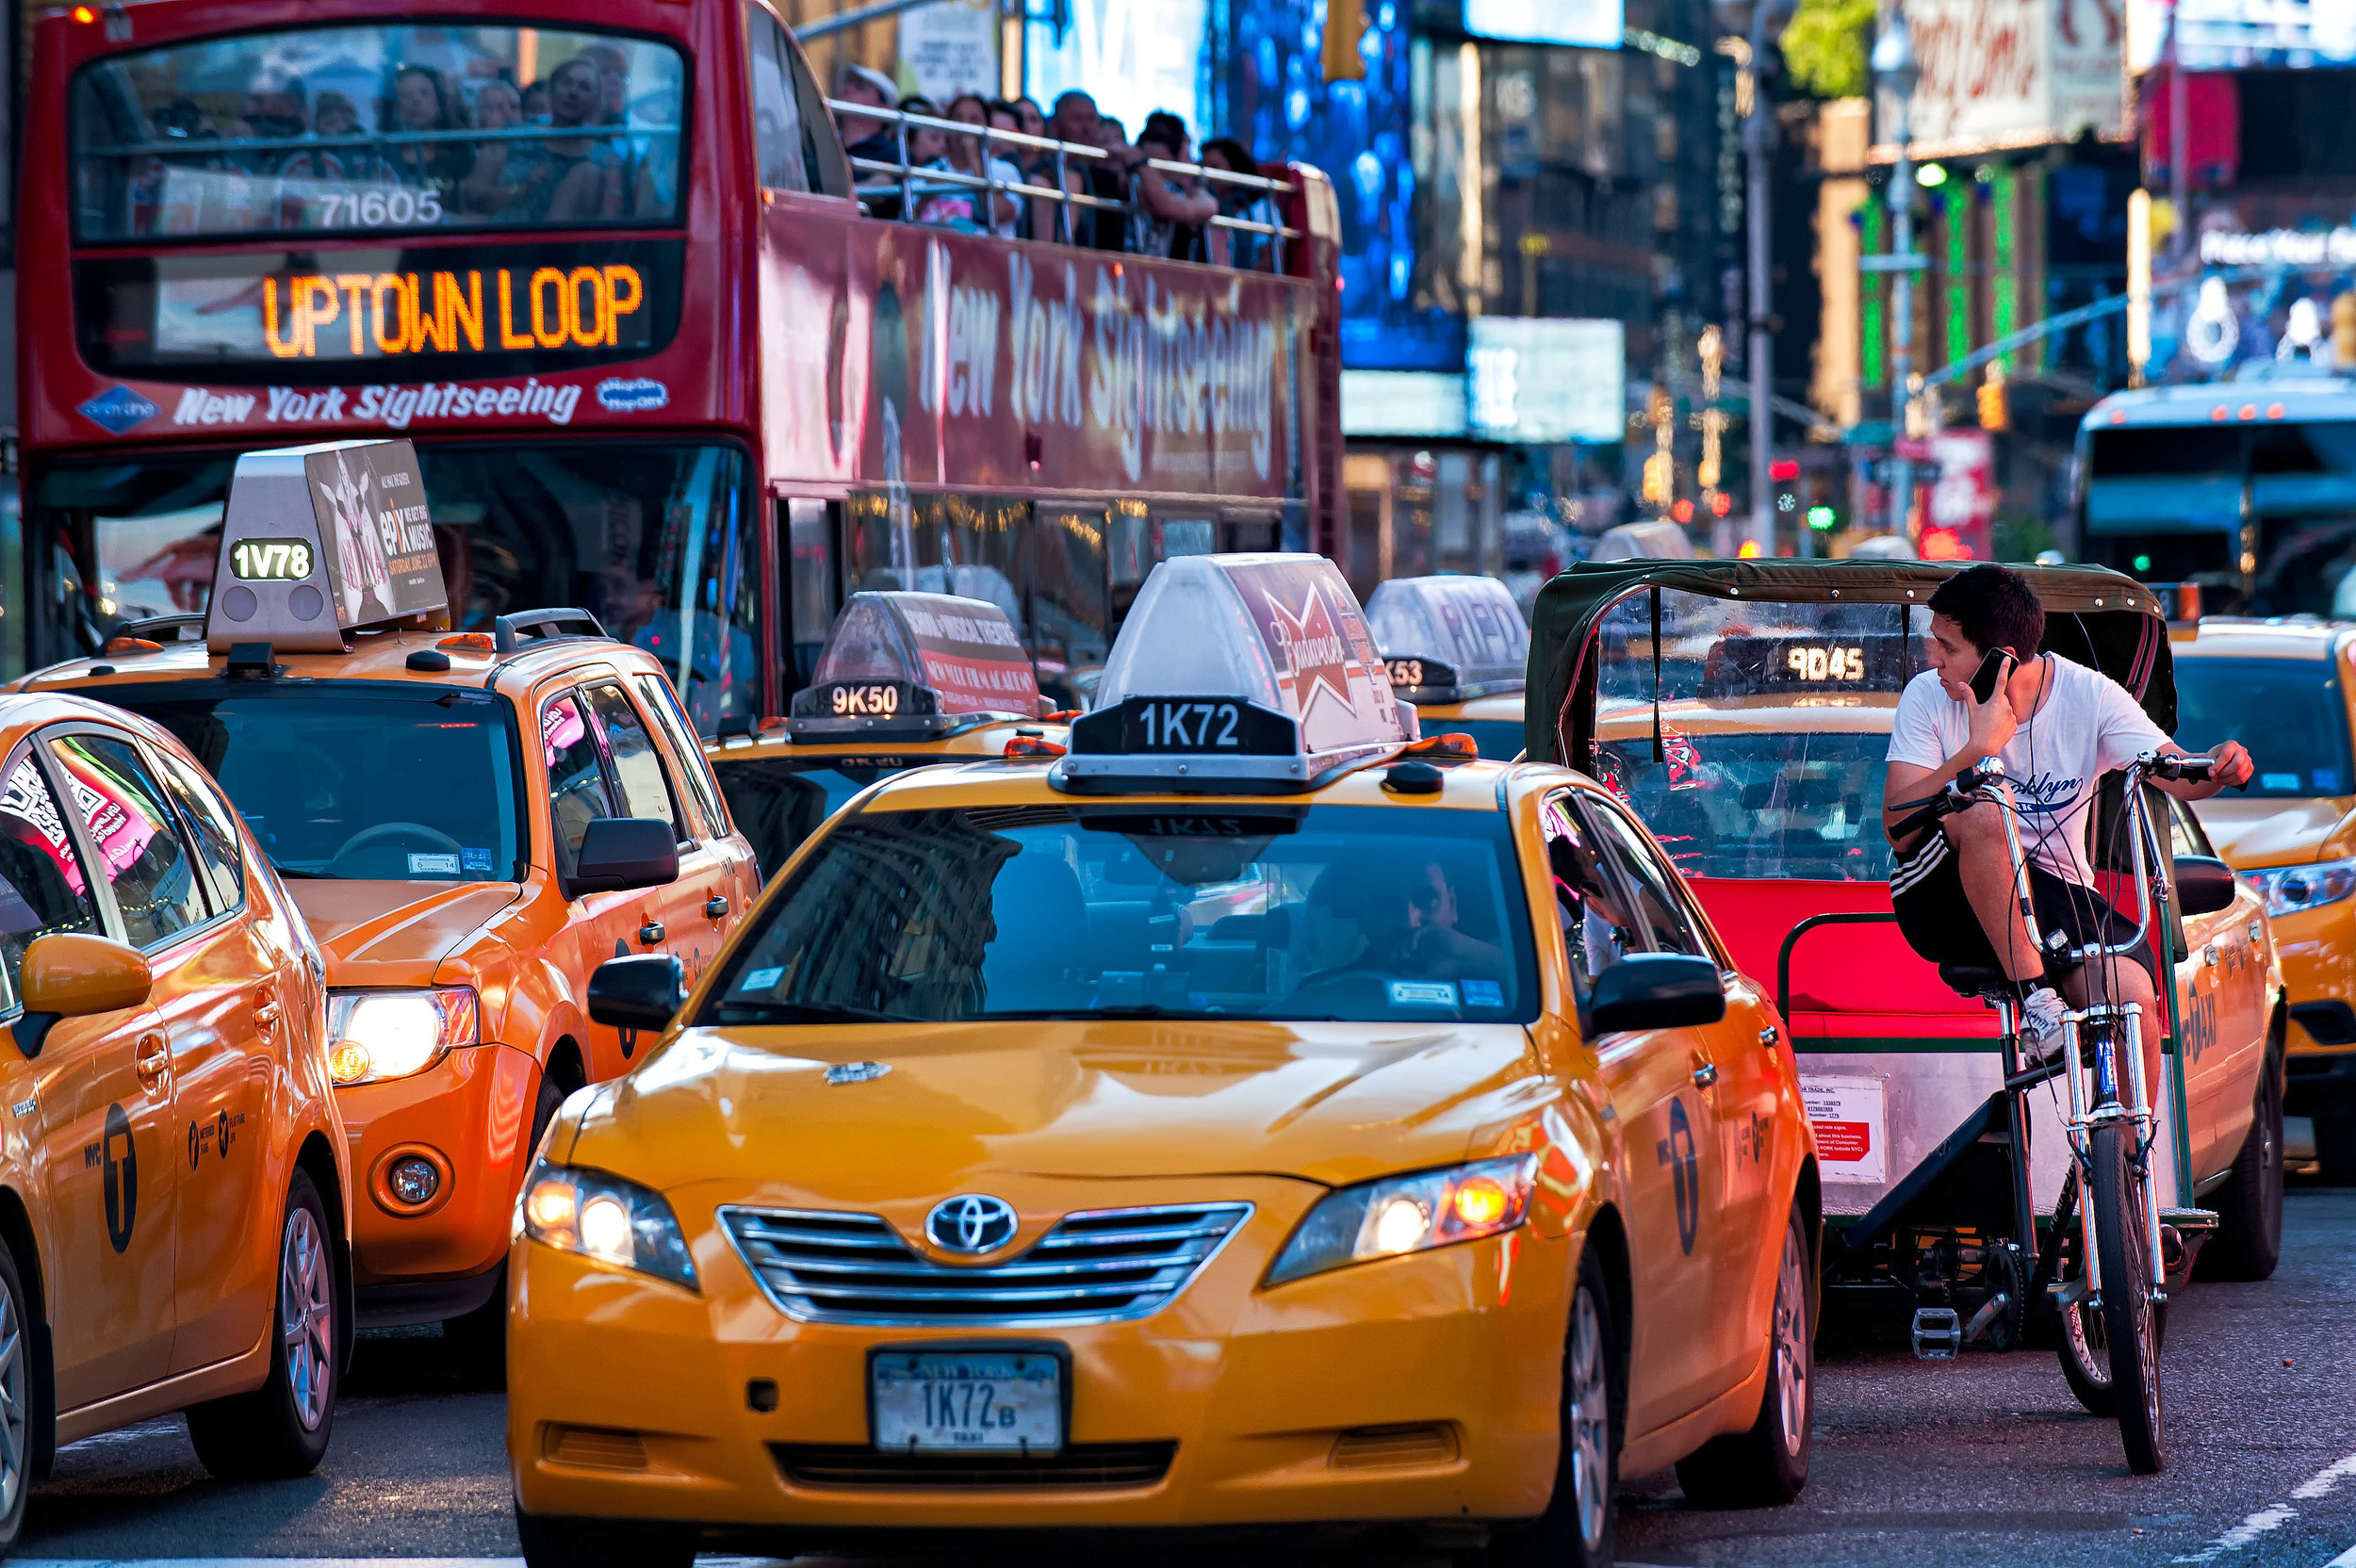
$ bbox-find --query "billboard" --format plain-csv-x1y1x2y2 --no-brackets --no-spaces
1341,370,1468,437
2146,194,2356,382
1874,0,2123,155
1464,0,1623,49
1466,318,1625,445
2128,0,2356,71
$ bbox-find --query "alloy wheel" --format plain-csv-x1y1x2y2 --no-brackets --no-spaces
1566,1288,1612,1552
1771,1225,1808,1457
0,1283,25,1517
281,1206,334,1431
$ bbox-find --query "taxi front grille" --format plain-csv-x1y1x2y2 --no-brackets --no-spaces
717,1202,1250,1326
774,1440,1176,1489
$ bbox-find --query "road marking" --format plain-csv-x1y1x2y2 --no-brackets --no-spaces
2174,1446,2356,1562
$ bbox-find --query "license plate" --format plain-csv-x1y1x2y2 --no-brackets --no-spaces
871,1351,1063,1453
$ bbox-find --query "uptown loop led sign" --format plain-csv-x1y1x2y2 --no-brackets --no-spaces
258,265,646,360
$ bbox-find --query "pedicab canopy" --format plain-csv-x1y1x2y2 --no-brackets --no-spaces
786,590,1047,741
1365,574,1530,703
1525,559,2174,772
1060,553,1411,792
207,437,450,652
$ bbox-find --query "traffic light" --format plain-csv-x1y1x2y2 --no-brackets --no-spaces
2334,293,2356,367
1642,451,1674,507
1977,363,2008,432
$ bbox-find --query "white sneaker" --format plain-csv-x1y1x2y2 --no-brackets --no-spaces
2020,987,2069,1063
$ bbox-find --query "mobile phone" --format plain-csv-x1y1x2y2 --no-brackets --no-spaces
1969,648,2014,705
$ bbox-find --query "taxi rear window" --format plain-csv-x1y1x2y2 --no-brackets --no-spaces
709,753,921,882
704,804,1538,1024
102,682,525,881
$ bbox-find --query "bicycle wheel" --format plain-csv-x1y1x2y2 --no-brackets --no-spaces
2090,1120,2165,1474
2053,1200,2115,1417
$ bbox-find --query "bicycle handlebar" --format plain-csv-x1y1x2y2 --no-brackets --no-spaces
2144,751,2215,783
1889,760,2003,843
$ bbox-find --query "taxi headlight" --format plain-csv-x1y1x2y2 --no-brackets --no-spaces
327,988,479,1086
2241,858,2356,919
1266,1153,1539,1286
519,1159,697,1291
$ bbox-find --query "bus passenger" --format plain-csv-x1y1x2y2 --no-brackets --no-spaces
458,78,521,215
520,78,551,122
946,93,1022,238
1202,136,1279,271
1127,114,1216,261
500,57,614,221
383,64,474,209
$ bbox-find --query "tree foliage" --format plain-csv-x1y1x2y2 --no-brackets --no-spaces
1780,0,1876,100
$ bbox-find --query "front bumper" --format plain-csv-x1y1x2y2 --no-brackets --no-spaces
338,1041,542,1298
2262,902,2356,1112
507,1177,1573,1531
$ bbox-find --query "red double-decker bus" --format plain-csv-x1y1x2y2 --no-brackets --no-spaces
20,0,1342,728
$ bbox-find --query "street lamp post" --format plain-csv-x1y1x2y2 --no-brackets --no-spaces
1744,1,1776,557
1873,11,1919,540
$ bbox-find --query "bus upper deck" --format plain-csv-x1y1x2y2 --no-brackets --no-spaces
20,0,1343,732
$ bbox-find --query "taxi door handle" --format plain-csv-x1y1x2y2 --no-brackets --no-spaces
1693,1063,1720,1089
1759,1025,1779,1047
252,988,280,1038
705,897,729,921
638,922,666,946
135,1032,171,1095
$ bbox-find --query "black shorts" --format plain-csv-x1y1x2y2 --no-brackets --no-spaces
1890,826,2155,983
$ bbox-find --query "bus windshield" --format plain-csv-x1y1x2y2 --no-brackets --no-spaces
32,441,760,736
72,24,685,240
102,683,525,881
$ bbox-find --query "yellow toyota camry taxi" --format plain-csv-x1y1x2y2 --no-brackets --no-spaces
0,688,349,1549
1366,574,1530,761
507,554,1820,1568
19,439,753,1375
706,592,1070,882
2171,615,2356,1180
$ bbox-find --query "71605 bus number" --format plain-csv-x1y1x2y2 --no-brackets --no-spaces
228,538,315,581
308,188,445,230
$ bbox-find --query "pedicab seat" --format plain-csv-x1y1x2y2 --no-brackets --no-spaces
1936,964,2018,1003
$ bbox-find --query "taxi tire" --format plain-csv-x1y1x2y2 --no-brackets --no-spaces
187,1170,336,1480
2201,1052,2283,1282
1485,1244,1621,1568
514,1506,695,1568
1673,1205,1812,1509
0,1242,33,1554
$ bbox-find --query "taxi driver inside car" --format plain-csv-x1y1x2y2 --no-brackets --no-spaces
505,552,1820,1568
13,435,755,1373
704,590,1071,883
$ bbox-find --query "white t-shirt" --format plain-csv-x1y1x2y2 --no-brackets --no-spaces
1886,654,2168,887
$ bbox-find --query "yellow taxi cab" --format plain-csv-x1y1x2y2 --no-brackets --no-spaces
507,552,1821,1568
706,592,1070,882
0,687,349,1548
1366,574,1530,760
15,438,754,1372
2169,612,2356,1180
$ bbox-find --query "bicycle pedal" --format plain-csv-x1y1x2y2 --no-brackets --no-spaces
2161,1207,2219,1233
1911,1306,1963,1360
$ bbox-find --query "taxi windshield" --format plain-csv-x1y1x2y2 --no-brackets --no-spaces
2174,656,2354,798
101,682,524,881
1598,729,1891,883
709,752,925,881
703,804,1538,1024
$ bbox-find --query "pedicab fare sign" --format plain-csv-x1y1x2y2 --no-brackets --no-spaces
207,437,449,652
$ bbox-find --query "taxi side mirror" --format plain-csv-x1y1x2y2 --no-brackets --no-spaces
2173,855,2238,918
15,934,154,1059
1589,952,1726,1034
588,954,684,1032
570,817,679,897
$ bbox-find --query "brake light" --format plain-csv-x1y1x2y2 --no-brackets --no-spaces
70,6,96,22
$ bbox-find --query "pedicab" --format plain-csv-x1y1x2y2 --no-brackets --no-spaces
1523,559,2287,1477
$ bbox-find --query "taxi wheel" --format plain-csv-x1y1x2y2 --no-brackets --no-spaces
1673,1205,1812,1509
187,1170,336,1480
2200,1054,2283,1282
515,1506,695,1568
1487,1243,1621,1568
0,1241,35,1552
447,1072,568,1388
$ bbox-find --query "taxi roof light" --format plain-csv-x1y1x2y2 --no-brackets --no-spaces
1365,575,1530,706
1058,554,1411,795
205,438,452,655
787,591,1046,743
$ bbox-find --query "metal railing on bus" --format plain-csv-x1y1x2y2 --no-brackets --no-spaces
823,99,1299,270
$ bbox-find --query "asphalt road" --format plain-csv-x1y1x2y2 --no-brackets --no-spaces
15,1182,2356,1567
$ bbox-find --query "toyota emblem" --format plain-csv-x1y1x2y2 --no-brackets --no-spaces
924,1194,1020,1254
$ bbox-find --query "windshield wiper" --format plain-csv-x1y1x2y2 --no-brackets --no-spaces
269,862,331,879
712,999,915,1025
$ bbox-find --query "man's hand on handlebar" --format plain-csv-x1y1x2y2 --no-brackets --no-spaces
2147,742,2252,796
